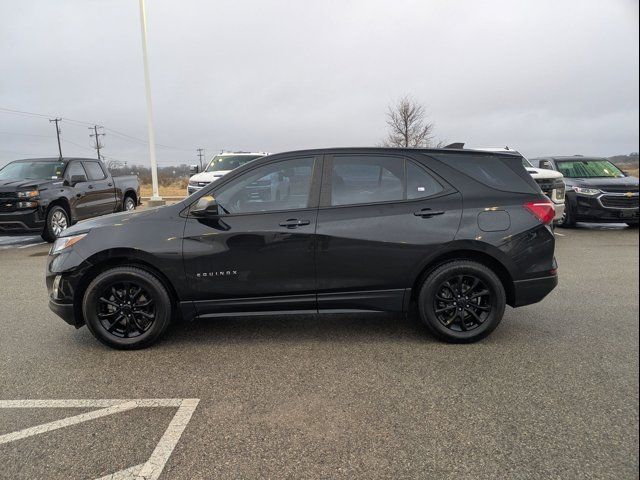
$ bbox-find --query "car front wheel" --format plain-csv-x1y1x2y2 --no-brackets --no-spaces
417,260,506,343
82,266,171,349
42,205,69,242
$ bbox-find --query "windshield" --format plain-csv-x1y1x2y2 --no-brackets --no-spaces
556,160,624,178
522,158,533,168
205,154,262,172
0,161,66,180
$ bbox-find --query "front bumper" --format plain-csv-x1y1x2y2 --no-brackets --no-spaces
46,248,89,328
0,208,45,235
553,202,565,221
48,296,76,326
187,185,205,196
572,192,639,223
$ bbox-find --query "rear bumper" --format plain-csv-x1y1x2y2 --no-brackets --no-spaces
0,209,45,235
512,274,558,307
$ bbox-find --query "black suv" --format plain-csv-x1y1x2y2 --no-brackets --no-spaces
46,148,558,349
530,156,639,227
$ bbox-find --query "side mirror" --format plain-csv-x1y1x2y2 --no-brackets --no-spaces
189,165,200,175
191,195,220,218
69,174,87,186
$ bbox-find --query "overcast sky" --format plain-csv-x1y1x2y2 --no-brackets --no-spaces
0,0,638,167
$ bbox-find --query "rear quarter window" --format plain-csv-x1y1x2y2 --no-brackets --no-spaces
431,153,539,193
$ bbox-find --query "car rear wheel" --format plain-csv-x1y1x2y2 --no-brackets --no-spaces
82,266,171,349
42,205,69,242
417,260,506,343
123,195,137,211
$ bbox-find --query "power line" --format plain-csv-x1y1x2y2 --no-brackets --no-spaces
196,148,204,170
0,106,192,151
49,118,63,159
89,125,105,160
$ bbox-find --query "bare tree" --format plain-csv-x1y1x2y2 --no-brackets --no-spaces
383,96,435,148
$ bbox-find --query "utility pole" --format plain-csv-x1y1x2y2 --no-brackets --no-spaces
49,118,63,159
138,0,164,205
197,148,204,170
89,125,105,160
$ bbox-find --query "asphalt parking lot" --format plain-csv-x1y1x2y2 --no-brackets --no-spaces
0,224,638,479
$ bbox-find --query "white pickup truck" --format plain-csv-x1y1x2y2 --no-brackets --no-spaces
188,152,268,195
477,147,566,222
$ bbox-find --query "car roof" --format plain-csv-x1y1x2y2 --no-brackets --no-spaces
264,147,523,158
215,152,268,156
10,157,99,163
532,155,607,162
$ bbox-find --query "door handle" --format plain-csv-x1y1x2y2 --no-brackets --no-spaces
414,208,445,218
279,219,311,228
88,185,94,189
107,183,113,187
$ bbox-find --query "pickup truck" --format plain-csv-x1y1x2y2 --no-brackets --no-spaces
0,157,140,241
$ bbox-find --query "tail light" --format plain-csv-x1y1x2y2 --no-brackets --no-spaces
524,200,555,225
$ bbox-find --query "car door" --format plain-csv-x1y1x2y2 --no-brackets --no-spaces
82,161,116,217
64,161,93,221
315,153,463,313
182,155,322,316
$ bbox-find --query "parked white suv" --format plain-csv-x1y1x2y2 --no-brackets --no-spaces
477,147,566,222
188,152,268,195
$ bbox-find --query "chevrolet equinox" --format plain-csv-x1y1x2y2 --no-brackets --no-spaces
46,148,558,349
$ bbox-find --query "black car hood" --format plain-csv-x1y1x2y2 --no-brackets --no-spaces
0,178,57,192
62,204,177,236
565,176,639,192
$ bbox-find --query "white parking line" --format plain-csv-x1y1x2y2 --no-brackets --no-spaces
18,241,47,249
0,401,138,445
0,398,200,480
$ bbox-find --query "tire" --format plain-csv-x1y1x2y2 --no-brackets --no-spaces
417,260,506,343
556,204,576,228
123,195,137,212
82,266,172,349
41,205,69,242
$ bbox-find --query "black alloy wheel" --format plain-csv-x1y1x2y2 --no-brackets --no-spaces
97,282,155,338
418,260,506,343
82,266,171,349
433,274,492,332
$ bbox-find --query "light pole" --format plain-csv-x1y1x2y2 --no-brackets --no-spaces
138,0,164,205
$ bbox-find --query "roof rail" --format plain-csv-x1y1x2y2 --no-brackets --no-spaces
444,142,465,149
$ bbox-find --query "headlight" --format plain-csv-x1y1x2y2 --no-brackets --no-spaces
573,187,601,195
188,180,199,187
51,233,87,254
17,189,39,199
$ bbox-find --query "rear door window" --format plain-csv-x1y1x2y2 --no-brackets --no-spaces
331,155,404,206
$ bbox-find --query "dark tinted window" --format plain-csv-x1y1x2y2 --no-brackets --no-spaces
215,157,314,214
83,162,106,180
331,155,404,206
66,162,87,180
407,161,443,199
433,153,536,193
